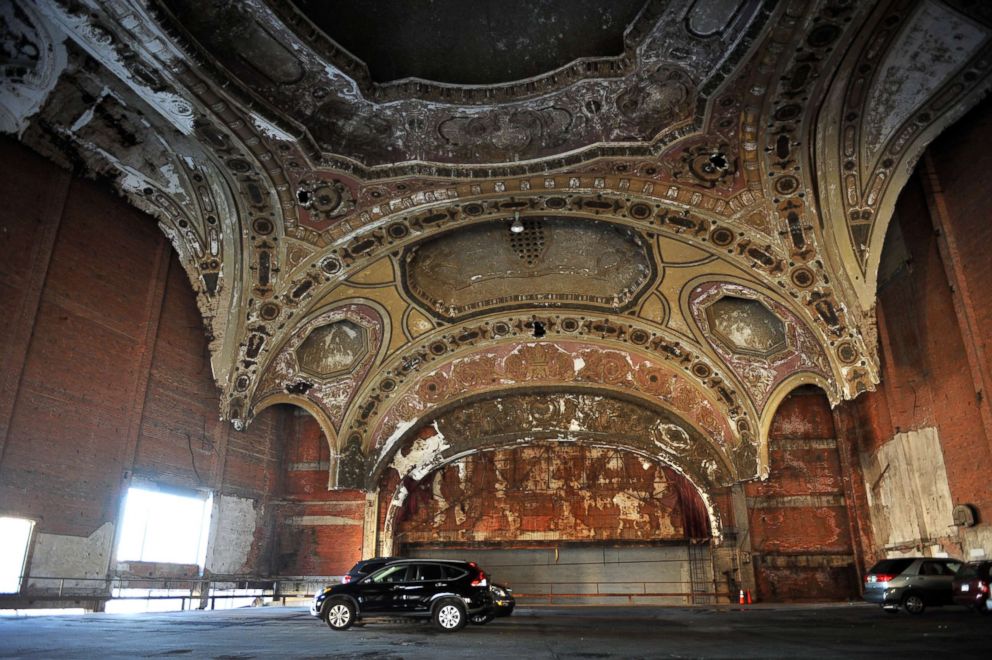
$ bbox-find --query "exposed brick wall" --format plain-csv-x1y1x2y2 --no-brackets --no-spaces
0,138,287,578
837,98,992,562
917,102,992,518
745,387,858,601
272,411,365,576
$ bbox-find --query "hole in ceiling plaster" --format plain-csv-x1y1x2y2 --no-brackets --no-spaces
297,189,310,204
532,321,546,338
708,153,729,170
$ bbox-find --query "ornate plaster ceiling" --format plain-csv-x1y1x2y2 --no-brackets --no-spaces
291,0,647,86
401,217,655,320
4,0,992,489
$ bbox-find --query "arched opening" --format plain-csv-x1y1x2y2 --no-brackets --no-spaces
387,442,714,606
366,389,746,604
744,385,860,602
268,403,366,577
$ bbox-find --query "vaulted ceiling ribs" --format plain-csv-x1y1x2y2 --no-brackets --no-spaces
4,0,992,488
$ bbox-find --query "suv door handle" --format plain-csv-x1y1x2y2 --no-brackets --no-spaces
435,583,446,587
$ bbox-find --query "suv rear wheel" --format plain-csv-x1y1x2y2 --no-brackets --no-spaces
432,598,467,632
325,598,356,630
901,593,926,615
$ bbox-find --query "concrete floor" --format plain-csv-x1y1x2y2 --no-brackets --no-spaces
0,603,988,659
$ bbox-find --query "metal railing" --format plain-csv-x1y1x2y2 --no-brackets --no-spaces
1,574,344,609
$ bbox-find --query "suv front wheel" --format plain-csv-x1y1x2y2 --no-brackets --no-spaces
432,598,467,632
325,598,356,630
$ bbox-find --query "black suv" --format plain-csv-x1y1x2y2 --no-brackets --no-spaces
310,559,492,632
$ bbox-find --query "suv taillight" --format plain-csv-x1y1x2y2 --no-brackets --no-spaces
867,573,897,583
471,569,488,587
979,580,989,594
342,575,352,584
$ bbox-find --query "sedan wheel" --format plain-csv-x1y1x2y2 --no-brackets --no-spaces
432,598,467,632
325,599,355,630
902,593,926,615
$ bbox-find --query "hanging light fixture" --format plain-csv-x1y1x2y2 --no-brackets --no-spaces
510,210,525,234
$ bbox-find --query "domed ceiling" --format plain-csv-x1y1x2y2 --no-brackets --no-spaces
291,0,647,86
5,0,992,488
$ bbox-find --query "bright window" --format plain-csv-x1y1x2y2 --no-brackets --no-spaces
116,486,212,566
0,517,34,594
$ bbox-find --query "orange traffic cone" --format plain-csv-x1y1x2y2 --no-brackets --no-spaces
739,589,745,605
746,590,752,605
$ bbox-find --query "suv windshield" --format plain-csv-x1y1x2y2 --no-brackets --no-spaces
868,559,914,575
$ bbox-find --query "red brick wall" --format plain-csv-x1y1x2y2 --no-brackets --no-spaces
0,138,285,575
272,411,365,576
837,98,992,561
745,387,859,601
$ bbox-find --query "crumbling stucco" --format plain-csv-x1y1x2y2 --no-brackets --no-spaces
206,495,260,575
27,522,114,594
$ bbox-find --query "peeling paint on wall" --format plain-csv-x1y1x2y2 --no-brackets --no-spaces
389,423,450,481
863,0,986,156
394,444,710,545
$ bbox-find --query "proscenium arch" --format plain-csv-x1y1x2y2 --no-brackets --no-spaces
366,385,738,489
370,388,734,554
345,334,757,479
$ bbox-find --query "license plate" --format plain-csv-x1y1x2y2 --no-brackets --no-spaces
961,585,970,592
